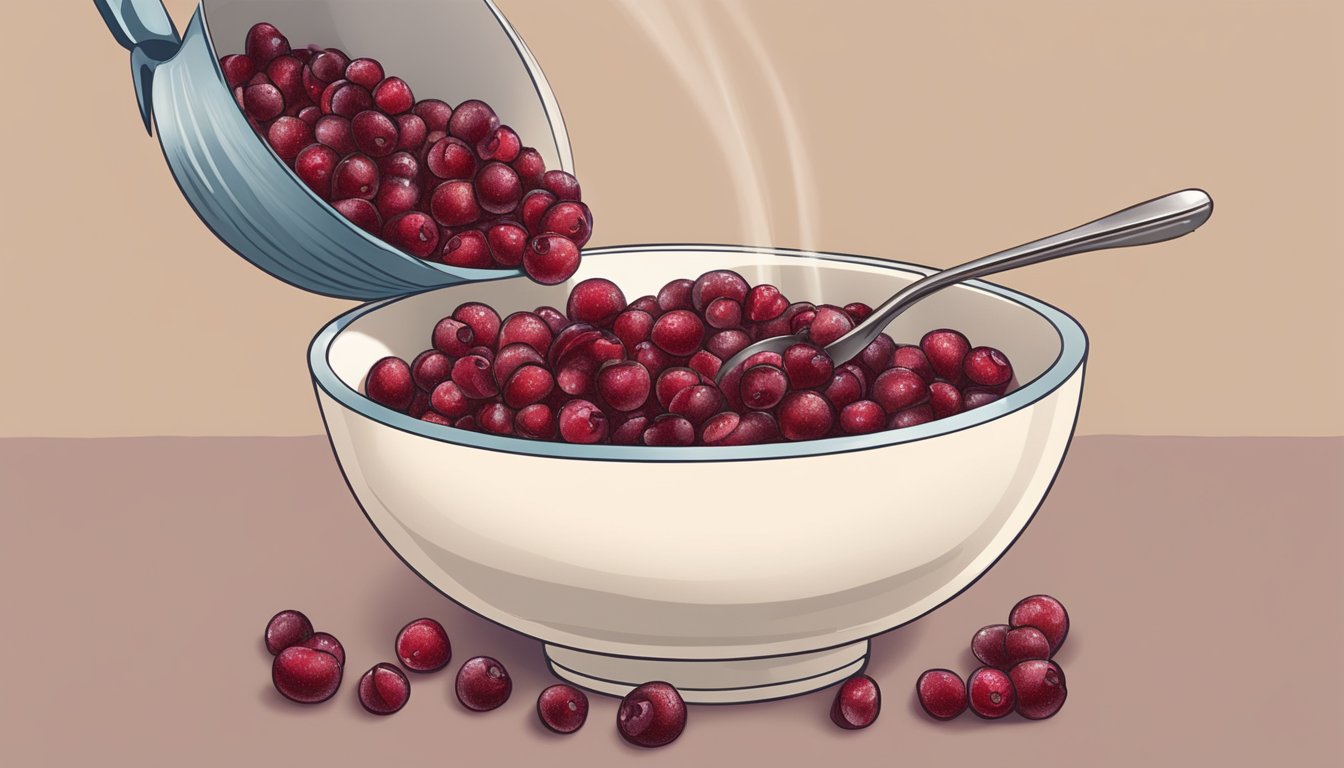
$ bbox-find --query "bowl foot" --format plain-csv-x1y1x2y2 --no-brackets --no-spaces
544,640,869,704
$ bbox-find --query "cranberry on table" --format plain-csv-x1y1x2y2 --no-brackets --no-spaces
1009,594,1069,654
272,646,342,703
830,674,881,730
300,632,345,666
1003,626,1052,665
394,618,452,673
967,666,1016,719
1009,660,1067,719
264,609,314,654
537,684,590,734
455,656,512,711
916,668,967,720
971,624,1013,669
617,681,686,748
359,663,411,715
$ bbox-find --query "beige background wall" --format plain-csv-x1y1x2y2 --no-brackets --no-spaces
1,0,1340,437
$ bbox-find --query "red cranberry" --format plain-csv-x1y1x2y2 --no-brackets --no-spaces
777,391,834,441
717,411,780,445
859,333,897,374
342,57,384,89
541,170,581,201
830,674,881,730
657,278,694,311
535,306,567,334
503,365,554,409
669,384,725,426
372,76,414,114
699,411,741,445
265,55,304,104
1004,626,1051,665
374,176,420,219
790,309,817,335
426,136,477,180
705,329,751,360
300,632,345,666
450,302,501,349
332,198,381,235
515,403,556,440
366,357,415,410
294,143,338,197
642,415,695,446
466,344,496,363
928,382,964,418
655,367,702,410
920,329,971,383
564,279,624,327
612,310,654,349
807,306,855,347
440,230,492,268
352,110,398,157
301,66,328,103
688,350,722,380
297,105,322,126
452,355,499,399
484,222,528,267
844,302,874,321
704,297,742,330
840,400,886,434
538,683,589,734
520,189,558,234
382,211,439,259
539,201,592,246
477,402,516,435
430,180,480,226
219,54,254,88
597,360,652,412
512,147,546,189
967,667,1015,719
476,162,524,215
963,389,1002,410
633,341,675,377
691,270,750,313
332,153,379,200
617,681,685,748
1009,594,1069,654
394,113,426,151
455,415,477,431
782,343,834,389
964,346,1014,393
330,83,374,118
245,23,290,67
309,49,349,83
1010,660,1067,719
448,99,499,144
264,609,313,654
432,317,475,357
243,82,284,121
411,388,432,419
916,669,967,720
359,663,410,715
972,624,1012,669
739,365,788,411
477,125,521,162
822,369,865,409
413,99,453,132
499,312,553,353
523,235,580,285
493,343,546,385
889,403,934,429
411,350,453,392
456,656,512,711
744,284,790,322
871,367,929,413
395,618,452,672
314,115,356,154
548,323,602,367
650,310,704,357
558,399,608,443
272,646,341,703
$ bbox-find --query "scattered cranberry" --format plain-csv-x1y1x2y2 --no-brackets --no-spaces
967,667,1016,719
889,403,935,429
830,675,881,730
1004,626,1051,665
537,684,589,734
455,656,512,711
744,284,789,321
272,646,342,703
617,682,686,748
394,618,452,672
300,632,345,666
971,624,1012,669
916,669,967,720
515,403,556,440
567,278,626,326
448,99,500,144
690,270,750,313
1009,594,1069,654
264,609,313,654
1009,660,1067,719
358,663,410,715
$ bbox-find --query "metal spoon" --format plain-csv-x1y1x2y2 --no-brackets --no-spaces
716,188,1214,384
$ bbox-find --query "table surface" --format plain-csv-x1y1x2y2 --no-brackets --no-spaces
2,435,1340,766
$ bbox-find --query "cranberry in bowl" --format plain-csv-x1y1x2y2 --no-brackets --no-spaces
309,245,1086,703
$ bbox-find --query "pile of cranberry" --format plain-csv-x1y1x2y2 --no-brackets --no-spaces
363,270,1016,445
221,22,591,285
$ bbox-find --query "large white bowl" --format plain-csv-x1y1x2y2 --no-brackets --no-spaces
309,245,1087,703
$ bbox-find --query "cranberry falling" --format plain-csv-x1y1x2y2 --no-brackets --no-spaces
224,22,592,285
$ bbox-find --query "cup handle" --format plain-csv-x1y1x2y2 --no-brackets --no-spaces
94,0,183,134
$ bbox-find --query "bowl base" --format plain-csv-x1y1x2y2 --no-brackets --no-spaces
544,640,869,704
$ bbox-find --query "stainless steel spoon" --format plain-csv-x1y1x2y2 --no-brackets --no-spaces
716,188,1214,384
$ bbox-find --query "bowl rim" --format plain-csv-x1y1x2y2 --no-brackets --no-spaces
308,244,1088,462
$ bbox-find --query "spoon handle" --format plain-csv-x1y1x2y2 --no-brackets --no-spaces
825,189,1213,362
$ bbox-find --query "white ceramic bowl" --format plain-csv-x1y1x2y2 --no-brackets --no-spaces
310,245,1087,703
